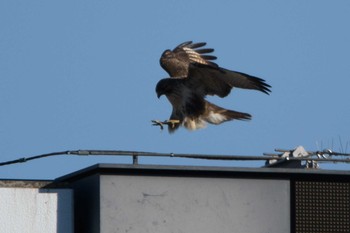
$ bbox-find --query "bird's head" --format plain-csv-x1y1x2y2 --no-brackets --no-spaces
156,78,176,98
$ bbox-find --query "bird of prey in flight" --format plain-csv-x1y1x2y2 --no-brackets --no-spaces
153,41,271,133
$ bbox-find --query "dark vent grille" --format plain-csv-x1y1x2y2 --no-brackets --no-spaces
295,181,350,233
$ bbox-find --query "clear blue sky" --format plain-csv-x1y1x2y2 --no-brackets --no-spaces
1,1,349,179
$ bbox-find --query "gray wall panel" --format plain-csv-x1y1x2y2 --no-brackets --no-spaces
100,175,290,233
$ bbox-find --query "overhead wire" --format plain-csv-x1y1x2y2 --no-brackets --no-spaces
0,149,349,167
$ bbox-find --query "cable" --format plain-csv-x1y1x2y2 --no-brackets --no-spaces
0,151,70,166
0,149,349,167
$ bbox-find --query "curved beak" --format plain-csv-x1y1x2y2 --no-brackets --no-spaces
156,91,164,98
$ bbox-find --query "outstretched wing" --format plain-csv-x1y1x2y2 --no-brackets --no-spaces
160,41,271,97
160,41,218,77
188,66,271,97
172,41,219,68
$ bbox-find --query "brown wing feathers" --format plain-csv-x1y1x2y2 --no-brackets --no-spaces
173,41,219,69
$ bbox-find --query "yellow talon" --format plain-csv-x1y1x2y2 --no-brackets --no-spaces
166,119,180,128
151,119,180,130
151,120,164,130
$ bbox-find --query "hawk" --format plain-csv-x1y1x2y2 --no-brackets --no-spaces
154,41,271,133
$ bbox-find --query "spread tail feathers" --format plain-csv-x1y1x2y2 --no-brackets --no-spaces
181,101,251,131
204,101,251,124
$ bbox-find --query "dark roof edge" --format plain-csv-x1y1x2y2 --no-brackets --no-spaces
55,163,350,184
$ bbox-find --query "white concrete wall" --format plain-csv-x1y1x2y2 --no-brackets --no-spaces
0,188,73,233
